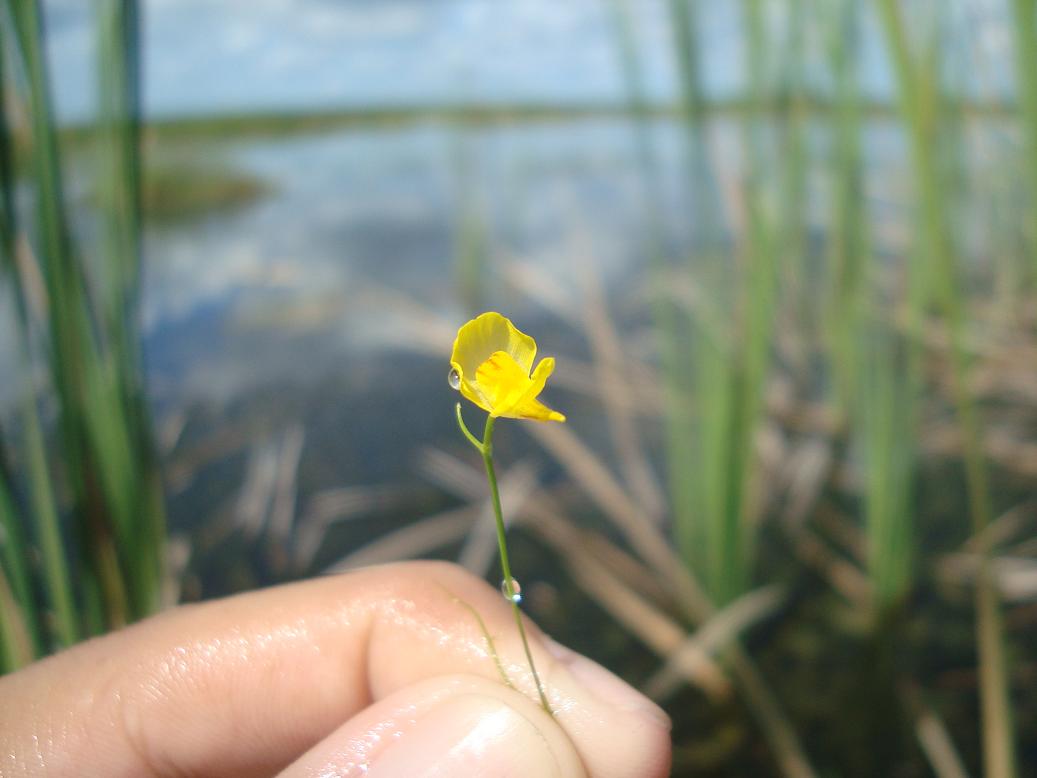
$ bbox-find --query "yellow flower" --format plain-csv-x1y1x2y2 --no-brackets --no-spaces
449,312,566,422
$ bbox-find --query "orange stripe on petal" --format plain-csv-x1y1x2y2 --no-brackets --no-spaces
475,351,534,416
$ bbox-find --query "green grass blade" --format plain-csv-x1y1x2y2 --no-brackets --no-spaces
860,328,913,610
605,0,699,571
0,18,16,272
95,0,166,617
874,2,1018,774
659,0,709,575
0,561,35,672
21,388,79,648
0,451,42,663
824,0,868,419
6,0,124,630
694,0,777,607
5,0,164,630
667,0,720,243
97,0,144,325
776,0,809,325
1010,0,1037,280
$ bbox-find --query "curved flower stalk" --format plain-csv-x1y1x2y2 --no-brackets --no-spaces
450,312,566,715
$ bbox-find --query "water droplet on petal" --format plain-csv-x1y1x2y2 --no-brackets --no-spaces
448,368,461,390
501,577,522,604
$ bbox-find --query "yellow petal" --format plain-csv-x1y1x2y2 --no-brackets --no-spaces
508,395,566,422
455,364,493,414
449,312,564,422
474,350,532,416
503,358,566,422
520,357,555,402
450,312,537,382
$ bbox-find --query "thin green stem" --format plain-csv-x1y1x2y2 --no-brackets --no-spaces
482,417,514,586
510,604,549,712
438,584,516,690
479,414,552,715
455,403,483,451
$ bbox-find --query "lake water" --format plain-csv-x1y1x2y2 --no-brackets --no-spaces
140,114,921,400
2,111,1018,585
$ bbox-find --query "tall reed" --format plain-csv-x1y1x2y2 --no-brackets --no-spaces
661,0,709,571
825,0,916,620
95,0,166,618
685,0,776,608
1010,0,1037,280
824,0,868,420
0,21,37,674
640,4,817,776
776,0,809,335
0,0,165,664
858,328,913,612
875,1,1017,775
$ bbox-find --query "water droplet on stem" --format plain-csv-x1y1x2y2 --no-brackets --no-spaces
501,577,522,604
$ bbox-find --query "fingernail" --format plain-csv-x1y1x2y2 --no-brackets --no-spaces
367,693,564,776
544,638,671,729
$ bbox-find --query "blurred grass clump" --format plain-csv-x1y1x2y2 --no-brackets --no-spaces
2,1,1037,777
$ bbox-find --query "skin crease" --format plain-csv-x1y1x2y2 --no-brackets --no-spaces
0,561,671,778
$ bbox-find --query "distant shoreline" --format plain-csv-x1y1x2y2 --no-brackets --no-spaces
58,97,1021,143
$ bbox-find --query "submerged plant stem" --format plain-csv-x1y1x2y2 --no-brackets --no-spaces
437,584,515,690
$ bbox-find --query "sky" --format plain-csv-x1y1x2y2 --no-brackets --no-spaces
46,0,690,120
43,0,1013,122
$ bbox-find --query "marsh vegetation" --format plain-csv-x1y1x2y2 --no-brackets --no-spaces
2,1,1037,775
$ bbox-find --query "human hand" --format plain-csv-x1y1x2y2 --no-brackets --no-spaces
0,561,671,776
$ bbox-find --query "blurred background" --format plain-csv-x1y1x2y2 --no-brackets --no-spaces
2,0,1037,775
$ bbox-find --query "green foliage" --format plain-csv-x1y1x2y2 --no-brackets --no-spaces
609,0,1028,774
875,2,1017,774
0,0,166,668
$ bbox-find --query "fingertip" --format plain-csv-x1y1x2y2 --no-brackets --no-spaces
277,674,586,778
